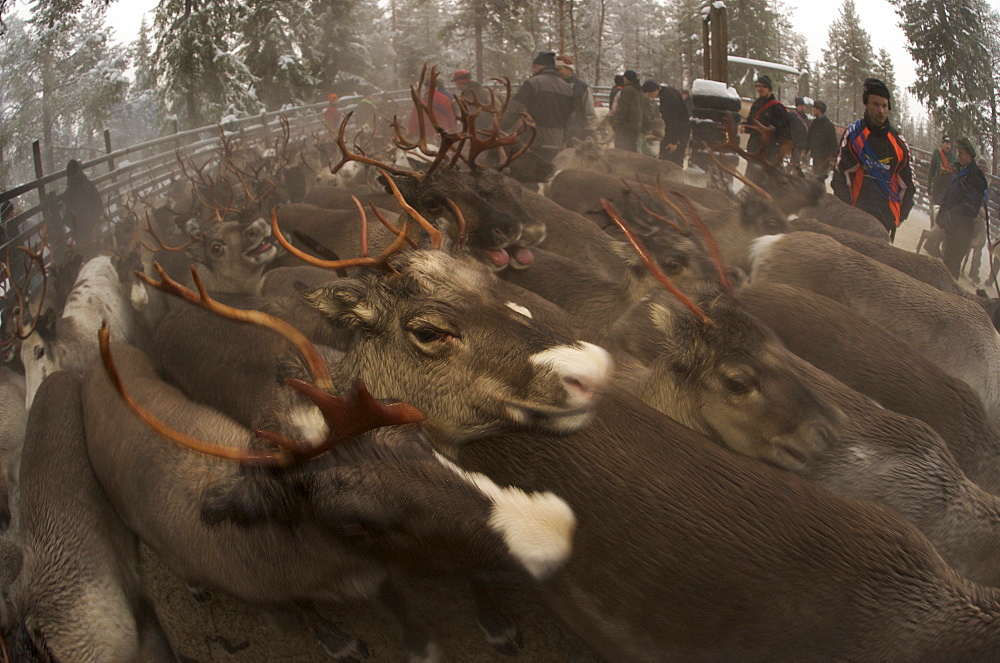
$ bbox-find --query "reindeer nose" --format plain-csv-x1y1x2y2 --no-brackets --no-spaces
530,342,612,409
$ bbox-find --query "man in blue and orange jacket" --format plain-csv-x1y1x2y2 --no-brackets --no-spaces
832,78,915,242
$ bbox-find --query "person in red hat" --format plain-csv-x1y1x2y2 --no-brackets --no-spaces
452,69,497,165
323,93,342,134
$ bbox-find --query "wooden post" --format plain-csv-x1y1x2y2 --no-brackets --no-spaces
702,14,711,80
103,128,117,183
716,6,728,84
31,140,51,228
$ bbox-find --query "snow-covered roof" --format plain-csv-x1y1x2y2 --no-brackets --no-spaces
727,55,803,77
691,79,739,100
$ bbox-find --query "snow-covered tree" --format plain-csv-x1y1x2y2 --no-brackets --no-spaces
0,5,129,183
817,0,874,124
891,0,999,172
150,0,260,129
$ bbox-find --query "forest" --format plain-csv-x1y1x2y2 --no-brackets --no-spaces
0,0,998,188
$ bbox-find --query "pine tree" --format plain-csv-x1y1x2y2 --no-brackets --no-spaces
151,0,259,129
819,0,874,124
891,0,998,171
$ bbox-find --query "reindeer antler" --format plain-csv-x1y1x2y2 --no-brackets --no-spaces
701,143,774,202
331,111,412,177
0,234,49,347
600,199,712,325
665,190,733,292
105,265,427,465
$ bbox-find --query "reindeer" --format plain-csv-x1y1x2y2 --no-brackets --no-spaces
20,252,146,409
737,281,1000,497
3,370,178,662
452,384,1000,661
0,367,26,531
85,257,588,660
789,216,958,292
750,231,1000,432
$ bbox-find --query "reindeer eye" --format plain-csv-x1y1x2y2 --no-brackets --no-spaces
423,198,444,212
723,376,751,395
409,326,453,344
664,258,686,275
33,346,45,360
210,242,225,257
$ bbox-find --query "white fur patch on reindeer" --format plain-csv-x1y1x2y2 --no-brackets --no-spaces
288,404,329,446
434,453,575,580
747,234,785,280
505,302,533,318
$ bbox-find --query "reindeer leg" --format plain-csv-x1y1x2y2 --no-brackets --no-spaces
295,600,371,662
374,581,441,663
470,572,523,656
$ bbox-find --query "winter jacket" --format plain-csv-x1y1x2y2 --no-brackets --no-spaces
407,88,456,140
504,68,574,151
807,113,838,166
832,113,915,233
788,108,810,151
927,147,957,189
657,86,691,146
939,161,989,229
565,75,597,145
612,81,644,140
745,93,791,160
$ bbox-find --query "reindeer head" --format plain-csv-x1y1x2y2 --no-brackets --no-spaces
613,290,842,472
302,250,613,450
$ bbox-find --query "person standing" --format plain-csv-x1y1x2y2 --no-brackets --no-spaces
407,77,456,140
611,69,644,152
452,69,492,130
323,93,342,133
555,54,597,146
608,74,625,116
743,75,791,183
639,80,664,156
503,51,574,167
832,78,915,242
656,83,691,166
787,97,811,167
806,100,837,184
937,136,989,279
927,135,956,225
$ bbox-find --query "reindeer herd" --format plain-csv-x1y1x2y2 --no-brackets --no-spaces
4,65,1000,661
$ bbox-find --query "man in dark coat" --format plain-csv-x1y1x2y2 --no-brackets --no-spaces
806,99,838,184
611,70,644,152
927,135,956,225
938,136,989,278
502,51,574,183
787,97,811,166
743,75,791,184
657,84,691,165
832,78,915,242
62,159,105,257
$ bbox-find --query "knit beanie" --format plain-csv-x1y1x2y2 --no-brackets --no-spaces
955,136,976,159
533,51,556,67
862,78,891,110
755,75,773,90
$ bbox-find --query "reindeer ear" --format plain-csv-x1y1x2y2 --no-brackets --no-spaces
300,279,378,329
377,173,419,204
36,308,59,341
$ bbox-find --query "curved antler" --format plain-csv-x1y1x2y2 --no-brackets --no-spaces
665,190,733,292
0,232,49,346
702,142,774,202
600,199,712,325
100,321,426,466
331,110,412,177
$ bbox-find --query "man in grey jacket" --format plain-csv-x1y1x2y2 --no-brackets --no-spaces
503,51,574,164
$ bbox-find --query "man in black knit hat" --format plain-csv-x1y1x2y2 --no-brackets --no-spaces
832,78,914,242
743,74,791,184
503,51,574,176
